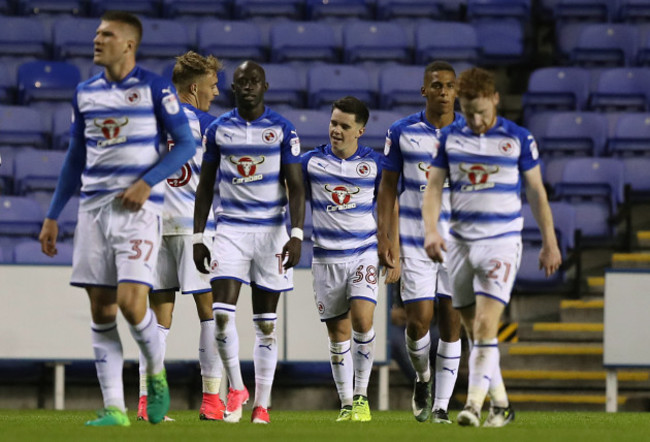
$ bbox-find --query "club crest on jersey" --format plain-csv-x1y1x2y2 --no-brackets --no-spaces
459,163,499,191
498,140,515,155
262,129,278,144
93,117,128,147
229,155,265,184
418,162,431,191
125,88,141,105
324,184,360,212
356,162,371,177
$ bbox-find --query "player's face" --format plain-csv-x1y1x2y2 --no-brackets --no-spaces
93,20,134,67
232,64,268,110
460,93,499,135
329,108,365,154
422,70,457,116
194,71,219,112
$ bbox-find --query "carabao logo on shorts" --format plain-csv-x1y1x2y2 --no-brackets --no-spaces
324,184,360,212
229,155,265,184
459,163,499,191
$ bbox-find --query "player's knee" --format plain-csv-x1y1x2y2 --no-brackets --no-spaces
215,313,230,331
255,319,275,337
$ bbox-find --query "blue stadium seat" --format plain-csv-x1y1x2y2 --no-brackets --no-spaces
51,105,73,151
161,0,233,18
0,105,49,148
53,18,97,60
88,0,160,17
537,112,609,158
0,196,43,237
17,61,81,105
619,0,650,22
263,64,304,108
197,20,264,62
554,158,625,240
363,110,402,151
282,109,331,150
636,26,650,65
0,17,48,58
305,0,373,20
270,21,338,63
343,22,410,64
16,0,85,15
14,150,66,195
233,0,303,19
474,20,526,65
467,0,532,23
414,21,479,64
0,145,18,194
307,64,374,109
608,113,650,156
553,0,616,23
138,19,192,59
570,24,639,67
516,201,576,291
0,63,12,104
378,65,424,110
589,68,650,112
543,157,573,191
376,0,443,19
14,240,73,265
555,22,588,64
622,157,650,202
523,67,590,117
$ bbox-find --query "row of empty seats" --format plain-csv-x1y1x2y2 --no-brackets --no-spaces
0,16,528,66
555,22,650,66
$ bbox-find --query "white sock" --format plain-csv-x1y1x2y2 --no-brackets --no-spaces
405,330,431,382
329,339,353,407
128,309,164,375
91,321,125,411
352,328,375,397
199,319,223,393
489,360,509,408
213,302,244,391
253,313,278,409
434,339,461,411
138,324,169,395
467,339,499,411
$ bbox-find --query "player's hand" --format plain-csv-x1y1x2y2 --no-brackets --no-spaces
281,237,302,270
116,179,151,211
193,243,212,274
539,242,562,277
384,261,401,284
39,218,59,257
378,234,395,269
424,231,446,263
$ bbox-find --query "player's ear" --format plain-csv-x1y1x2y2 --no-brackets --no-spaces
492,91,500,107
357,126,365,138
421,86,426,97
263,81,269,92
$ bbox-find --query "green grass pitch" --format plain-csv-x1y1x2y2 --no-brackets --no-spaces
2,409,650,442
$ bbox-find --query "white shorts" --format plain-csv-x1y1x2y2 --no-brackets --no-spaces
400,257,451,304
312,251,379,322
447,239,522,309
210,224,293,292
153,235,212,294
71,201,162,288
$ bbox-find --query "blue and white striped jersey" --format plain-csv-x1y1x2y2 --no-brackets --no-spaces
431,116,540,243
382,111,465,260
302,144,383,264
203,107,301,230
162,103,216,236
71,66,189,214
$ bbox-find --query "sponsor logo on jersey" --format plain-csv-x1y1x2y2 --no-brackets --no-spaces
290,135,301,156
262,129,277,144
93,117,128,147
356,162,371,177
458,163,499,191
418,161,431,191
167,164,192,187
324,184,360,212
229,155,265,184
